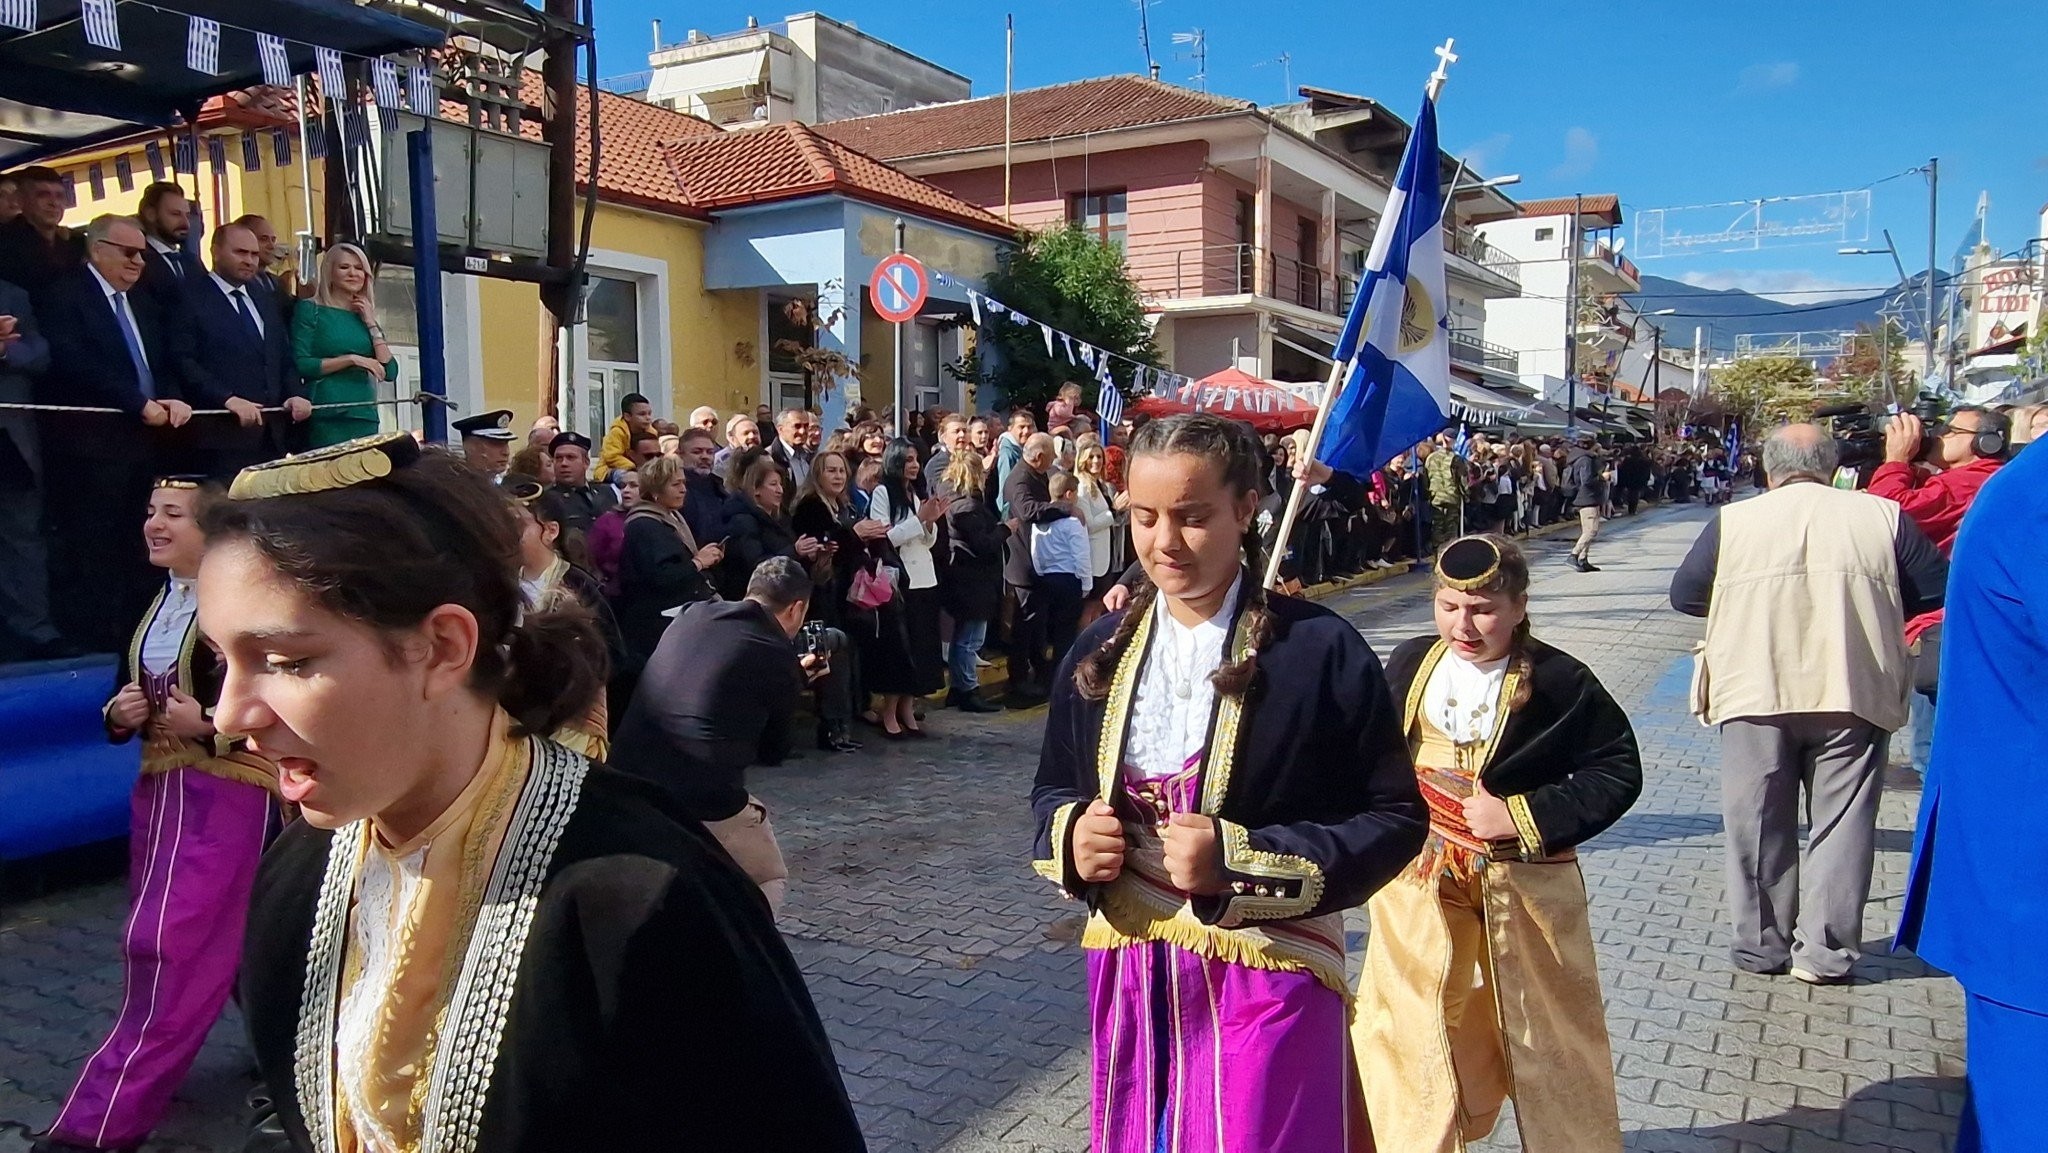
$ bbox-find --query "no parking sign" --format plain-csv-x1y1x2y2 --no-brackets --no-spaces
870,253,929,323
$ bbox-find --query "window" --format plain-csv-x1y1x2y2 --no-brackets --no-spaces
585,275,640,364
1070,190,1128,251
373,265,420,346
1534,227,1555,242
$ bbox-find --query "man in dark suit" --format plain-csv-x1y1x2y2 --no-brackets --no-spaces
0,274,73,660
230,212,299,325
39,214,193,650
177,222,310,478
136,182,204,311
1002,432,1071,702
608,556,828,916
767,407,814,489
0,166,83,295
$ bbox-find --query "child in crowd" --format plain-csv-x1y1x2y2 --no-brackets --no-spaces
1030,472,1093,672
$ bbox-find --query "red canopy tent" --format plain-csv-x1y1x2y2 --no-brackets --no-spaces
1130,367,1317,434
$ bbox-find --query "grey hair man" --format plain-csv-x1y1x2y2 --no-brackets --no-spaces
1669,424,1948,984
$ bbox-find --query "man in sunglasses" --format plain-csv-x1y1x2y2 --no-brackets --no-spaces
1869,406,2010,555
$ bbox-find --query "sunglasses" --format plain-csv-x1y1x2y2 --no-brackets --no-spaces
93,238,147,262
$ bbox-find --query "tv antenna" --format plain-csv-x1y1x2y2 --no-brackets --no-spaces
1171,28,1207,91
1254,51,1293,100
1136,0,1158,80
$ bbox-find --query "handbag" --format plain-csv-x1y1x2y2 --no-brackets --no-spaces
847,560,895,611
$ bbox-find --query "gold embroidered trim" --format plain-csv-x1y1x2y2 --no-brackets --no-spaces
1032,801,1081,890
1402,639,1522,783
1212,818,1325,925
230,431,417,500
1093,606,1154,801
1507,793,1545,861
1081,881,1349,995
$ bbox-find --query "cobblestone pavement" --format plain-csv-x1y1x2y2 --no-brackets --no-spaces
0,500,1964,1152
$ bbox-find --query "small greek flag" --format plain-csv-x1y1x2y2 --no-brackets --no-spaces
257,32,292,87
81,0,116,49
407,63,437,111
315,46,344,100
241,131,261,170
60,172,74,206
206,133,226,171
370,58,400,109
145,141,164,178
342,106,369,152
272,128,292,166
174,133,196,174
185,15,220,74
0,0,35,34
87,162,104,201
114,153,132,191
1040,323,1054,358
306,122,327,159
1096,378,1125,429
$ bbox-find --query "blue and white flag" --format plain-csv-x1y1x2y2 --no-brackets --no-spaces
81,0,117,49
315,46,345,100
206,133,225,171
144,141,164,179
1314,93,1452,477
174,133,197,174
241,131,262,170
257,33,293,87
1097,379,1125,429
1452,422,1470,458
371,58,401,109
408,63,437,112
185,15,220,74
272,128,293,166
114,152,132,191
0,0,35,34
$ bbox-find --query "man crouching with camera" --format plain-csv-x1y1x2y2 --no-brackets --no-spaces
610,556,837,919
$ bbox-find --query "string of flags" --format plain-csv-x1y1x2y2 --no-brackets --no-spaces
932,271,1200,409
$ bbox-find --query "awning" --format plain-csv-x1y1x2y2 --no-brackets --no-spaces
647,49,767,103
0,0,444,166
1448,378,1535,418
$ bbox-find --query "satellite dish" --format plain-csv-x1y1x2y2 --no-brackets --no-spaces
1613,236,1626,253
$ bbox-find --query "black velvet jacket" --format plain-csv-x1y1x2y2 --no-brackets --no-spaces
1384,635,1642,858
1031,575,1426,926
241,764,866,1153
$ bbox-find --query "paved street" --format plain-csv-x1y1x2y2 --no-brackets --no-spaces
0,500,1964,1153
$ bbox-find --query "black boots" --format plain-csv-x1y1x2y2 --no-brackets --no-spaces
816,723,863,753
949,689,1003,714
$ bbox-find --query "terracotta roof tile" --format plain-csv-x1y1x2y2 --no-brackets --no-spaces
661,122,1014,237
814,75,1253,161
1517,194,1622,225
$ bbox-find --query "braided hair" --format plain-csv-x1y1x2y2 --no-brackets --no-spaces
1074,414,1275,701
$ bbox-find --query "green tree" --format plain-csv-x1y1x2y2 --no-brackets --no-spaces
1824,319,1908,406
966,224,1161,410
1711,355,1820,431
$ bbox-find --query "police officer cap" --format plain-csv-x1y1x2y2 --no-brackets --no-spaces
549,430,593,453
452,409,516,441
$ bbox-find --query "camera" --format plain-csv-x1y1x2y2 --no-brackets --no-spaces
1818,394,1946,474
798,620,826,657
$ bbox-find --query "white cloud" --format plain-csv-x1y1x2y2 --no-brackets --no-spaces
1737,61,1800,92
1676,270,1869,302
1459,133,1511,175
1548,127,1597,180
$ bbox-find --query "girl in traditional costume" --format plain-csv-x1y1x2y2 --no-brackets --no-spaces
1353,534,1642,1153
1031,413,1427,1153
199,435,864,1152
36,478,277,1153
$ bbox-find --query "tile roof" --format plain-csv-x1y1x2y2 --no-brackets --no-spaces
814,75,1254,161
660,122,1014,237
1516,194,1623,225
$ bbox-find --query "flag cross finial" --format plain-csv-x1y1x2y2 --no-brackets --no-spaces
1427,38,1458,99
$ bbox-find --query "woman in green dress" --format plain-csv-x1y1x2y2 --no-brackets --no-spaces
291,242,397,448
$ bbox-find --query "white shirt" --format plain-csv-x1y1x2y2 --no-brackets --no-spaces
866,485,938,589
1123,580,1241,781
140,577,197,677
1029,515,1092,580
210,271,264,337
1420,650,1510,744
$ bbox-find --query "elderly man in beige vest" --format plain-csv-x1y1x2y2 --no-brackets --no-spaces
1670,424,1947,984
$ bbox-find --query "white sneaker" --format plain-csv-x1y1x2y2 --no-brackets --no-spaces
1789,966,1851,986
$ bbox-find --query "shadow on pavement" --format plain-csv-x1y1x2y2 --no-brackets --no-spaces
1625,1074,1963,1152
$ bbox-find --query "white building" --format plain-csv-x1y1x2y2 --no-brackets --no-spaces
642,12,969,129
1474,194,1643,407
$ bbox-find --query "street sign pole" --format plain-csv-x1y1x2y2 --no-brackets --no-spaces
894,218,906,437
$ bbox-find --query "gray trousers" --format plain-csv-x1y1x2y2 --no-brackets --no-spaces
1571,506,1603,560
1719,713,1889,978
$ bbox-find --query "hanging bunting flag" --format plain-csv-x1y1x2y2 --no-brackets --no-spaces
407,63,437,112
1059,333,1075,364
185,15,220,74
315,46,345,100
206,133,226,172
307,121,328,159
343,105,370,153
966,290,982,327
144,141,164,179
0,0,35,34
1010,307,1031,327
81,0,117,49
114,153,133,191
174,134,197,174
1077,344,1098,370
241,131,262,170
273,128,293,166
60,172,74,207
1040,323,1055,358
1096,355,1116,390
257,33,292,87
86,162,104,201
371,58,401,109
1097,375,1125,429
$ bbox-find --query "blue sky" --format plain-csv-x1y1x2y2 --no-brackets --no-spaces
593,0,2045,302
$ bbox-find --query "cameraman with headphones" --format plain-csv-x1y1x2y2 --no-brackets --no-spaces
1868,406,2010,553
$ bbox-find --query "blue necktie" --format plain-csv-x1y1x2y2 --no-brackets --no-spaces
231,287,262,340
113,291,155,399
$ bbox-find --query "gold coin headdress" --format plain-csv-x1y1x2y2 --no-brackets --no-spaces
228,432,422,500
1436,535,1504,592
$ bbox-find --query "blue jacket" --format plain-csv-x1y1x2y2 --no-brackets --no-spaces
1895,444,2048,1010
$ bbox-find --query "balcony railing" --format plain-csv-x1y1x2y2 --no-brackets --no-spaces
1450,228,1522,287
1580,238,1640,285
1450,329,1519,374
1140,244,1359,317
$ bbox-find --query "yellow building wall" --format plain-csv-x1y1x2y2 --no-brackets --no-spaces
54,129,325,243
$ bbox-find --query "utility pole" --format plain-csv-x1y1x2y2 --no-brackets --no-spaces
1924,156,1939,392
1565,192,1581,431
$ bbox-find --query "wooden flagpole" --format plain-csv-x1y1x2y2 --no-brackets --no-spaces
1260,39,1456,591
